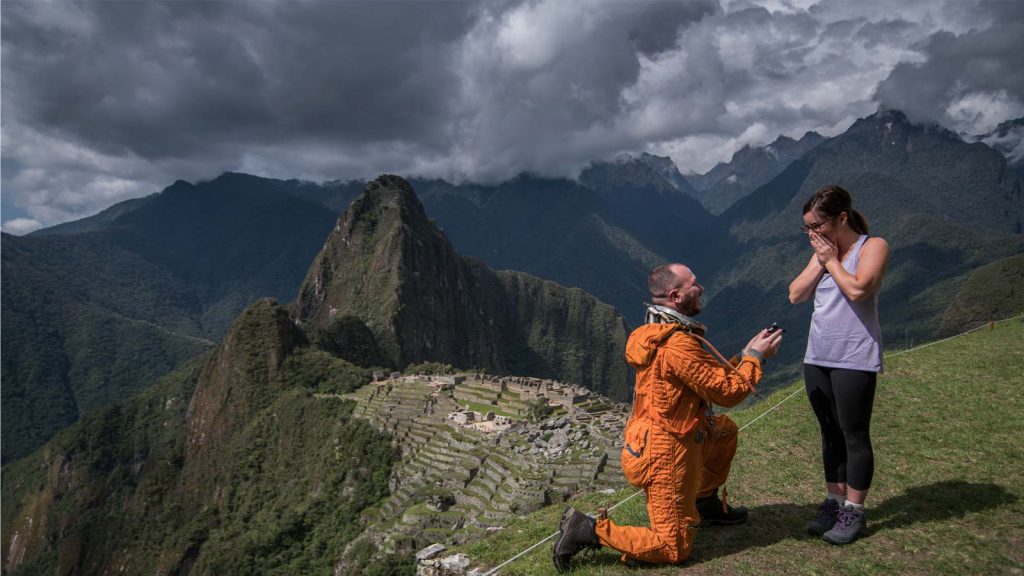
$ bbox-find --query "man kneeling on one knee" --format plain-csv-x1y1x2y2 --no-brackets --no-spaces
554,263,783,571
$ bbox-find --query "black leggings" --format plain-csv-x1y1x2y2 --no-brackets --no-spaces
804,364,877,491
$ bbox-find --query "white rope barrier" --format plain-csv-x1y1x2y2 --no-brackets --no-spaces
479,314,1023,575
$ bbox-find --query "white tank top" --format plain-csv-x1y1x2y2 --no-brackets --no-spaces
804,235,883,372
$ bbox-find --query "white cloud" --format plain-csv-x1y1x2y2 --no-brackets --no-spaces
945,90,1024,135
873,2,1024,134
1,218,43,236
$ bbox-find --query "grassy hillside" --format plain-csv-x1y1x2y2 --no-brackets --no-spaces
939,253,1024,337
461,317,1024,575
1,232,215,462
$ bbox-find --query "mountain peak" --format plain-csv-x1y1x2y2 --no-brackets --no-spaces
686,130,825,213
295,175,502,369
165,179,196,194
845,108,963,150
294,175,630,393
872,108,911,125
580,153,693,195
352,173,428,222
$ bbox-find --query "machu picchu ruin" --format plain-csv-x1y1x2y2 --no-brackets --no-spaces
337,372,629,556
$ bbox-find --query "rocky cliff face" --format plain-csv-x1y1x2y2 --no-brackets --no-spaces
296,175,631,397
495,271,630,398
183,299,306,501
296,175,506,371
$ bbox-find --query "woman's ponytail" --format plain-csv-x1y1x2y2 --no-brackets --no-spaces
848,209,869,235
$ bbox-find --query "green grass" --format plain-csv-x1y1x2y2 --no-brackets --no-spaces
460,319,1024,575
461,401,521,420
457,383,505,396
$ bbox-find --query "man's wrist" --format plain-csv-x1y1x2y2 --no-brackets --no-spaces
742,348,765,364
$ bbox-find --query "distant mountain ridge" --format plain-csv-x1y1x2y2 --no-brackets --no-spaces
685,131,826,214
1,174,343,462
972,117,1024,181
610,151,697,194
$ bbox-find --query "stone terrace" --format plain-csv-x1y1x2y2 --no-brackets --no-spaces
339,372,629,555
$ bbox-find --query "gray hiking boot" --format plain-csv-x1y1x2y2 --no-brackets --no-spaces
822,504,866,545
552,507,599,573
807,497,841,536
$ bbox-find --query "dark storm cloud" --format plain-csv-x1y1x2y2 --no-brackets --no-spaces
853,19,917,48
874,1,1024,133
2,1,478,160
2,0,717,231
628,1,715,56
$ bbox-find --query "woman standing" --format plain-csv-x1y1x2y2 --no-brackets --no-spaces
789,185,889,545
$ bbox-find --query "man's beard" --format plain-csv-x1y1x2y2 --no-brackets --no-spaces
681,297,702,317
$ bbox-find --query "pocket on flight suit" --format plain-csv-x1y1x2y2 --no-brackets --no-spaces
621,416,655,488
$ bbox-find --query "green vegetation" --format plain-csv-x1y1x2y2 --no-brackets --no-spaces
281,347,373,393
461,401,519,420
403,361,457,375
498,271,632,401
311,314,392,369
1,232,214,463
1,301,399,575
526,398,556,423
938,252,1024,337
461,318,1024,575
2,174,341,461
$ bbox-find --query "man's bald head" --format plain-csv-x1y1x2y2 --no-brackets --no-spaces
648,263,702,316
648,263,691,297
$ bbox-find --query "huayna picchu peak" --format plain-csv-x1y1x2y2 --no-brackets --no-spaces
296,174,505,371
296,174,631,399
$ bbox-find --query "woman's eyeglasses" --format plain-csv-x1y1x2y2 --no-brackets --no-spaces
801,216,836,233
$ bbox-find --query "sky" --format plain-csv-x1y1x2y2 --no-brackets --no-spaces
2,0,1023,235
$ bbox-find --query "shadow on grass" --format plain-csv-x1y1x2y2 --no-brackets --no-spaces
689,502,819,563
871,480,1017,532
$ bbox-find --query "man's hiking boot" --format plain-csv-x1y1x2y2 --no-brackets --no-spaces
552,507,599,573
696,491,748,526
822,505,866,545
807,497,841,536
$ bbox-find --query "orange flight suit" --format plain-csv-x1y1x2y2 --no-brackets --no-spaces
596,323,762,565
